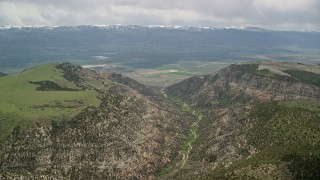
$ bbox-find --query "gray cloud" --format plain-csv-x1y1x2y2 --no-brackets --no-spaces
0,0,319,31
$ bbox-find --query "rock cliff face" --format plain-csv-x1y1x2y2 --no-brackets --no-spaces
166,62,320,179
0,63,193,179
167,62,320,108
1,62,320,179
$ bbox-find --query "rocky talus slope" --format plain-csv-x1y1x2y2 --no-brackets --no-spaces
166,62,320,179
1,61,320,179
0,63,193,179
167,62,320,107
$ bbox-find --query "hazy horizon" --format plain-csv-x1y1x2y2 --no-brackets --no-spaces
1,24,320,32
1,0,319,31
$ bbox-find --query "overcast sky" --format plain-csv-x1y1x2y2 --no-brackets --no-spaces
0,0,319,31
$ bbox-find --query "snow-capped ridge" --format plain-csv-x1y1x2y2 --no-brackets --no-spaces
0,25,318,33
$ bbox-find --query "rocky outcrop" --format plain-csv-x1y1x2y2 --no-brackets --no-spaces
0,64,193,179
56,63,158,97
167,63,320,108
166,62,320,179
2,62,320,179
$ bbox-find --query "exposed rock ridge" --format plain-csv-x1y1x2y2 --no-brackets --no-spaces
167,63,320,108
165,62,320,179
0,64,193,179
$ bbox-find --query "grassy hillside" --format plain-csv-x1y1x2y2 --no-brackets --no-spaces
0,64,100,141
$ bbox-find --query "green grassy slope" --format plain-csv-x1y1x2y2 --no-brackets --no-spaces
0,64,100,141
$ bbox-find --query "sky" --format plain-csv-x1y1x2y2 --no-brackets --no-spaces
0,0,319,31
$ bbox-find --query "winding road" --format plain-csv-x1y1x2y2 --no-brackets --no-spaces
180,119,200,169
159,84,202,177
166,114,202,177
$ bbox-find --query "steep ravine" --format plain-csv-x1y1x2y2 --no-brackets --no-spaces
165,62,320,179
1,61,320,179
156,99,203,179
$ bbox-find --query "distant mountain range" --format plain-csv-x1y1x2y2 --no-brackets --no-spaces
1,25,319,73
0,25,318,32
